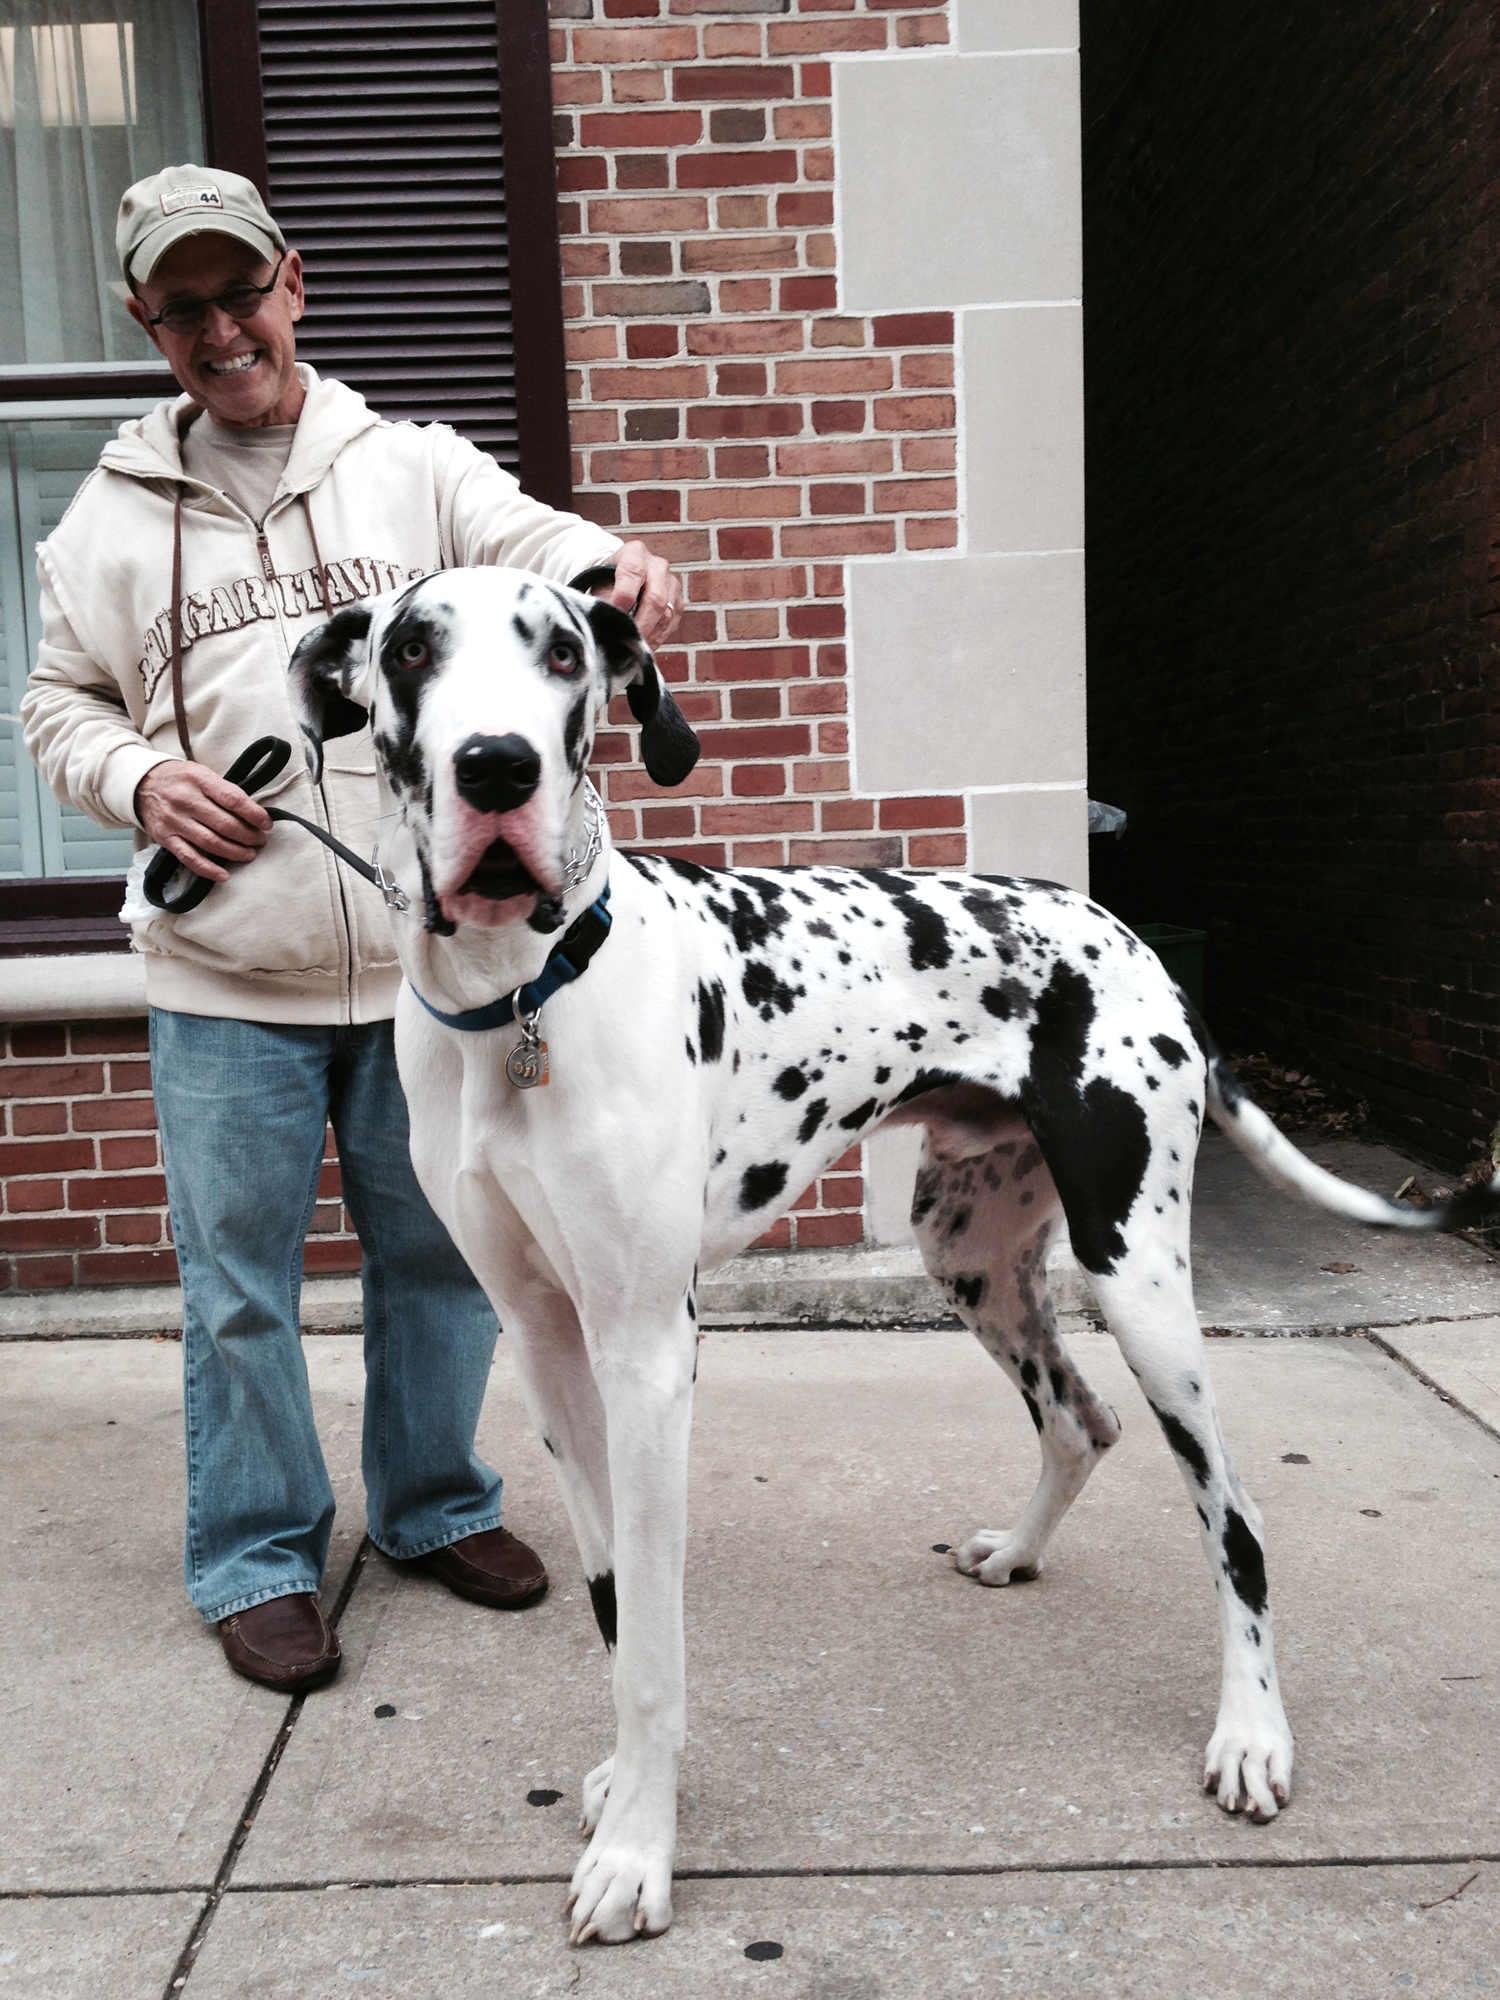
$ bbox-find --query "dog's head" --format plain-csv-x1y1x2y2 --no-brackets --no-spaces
287,567,698,930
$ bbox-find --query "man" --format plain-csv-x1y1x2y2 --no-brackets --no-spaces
22,165,677,1692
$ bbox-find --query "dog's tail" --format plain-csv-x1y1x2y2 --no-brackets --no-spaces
1191,1012,1500,1234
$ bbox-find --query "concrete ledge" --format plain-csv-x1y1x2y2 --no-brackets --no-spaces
0,1247,1097,1339
3,952,147,1022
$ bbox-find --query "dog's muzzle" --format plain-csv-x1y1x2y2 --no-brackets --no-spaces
451,732,544,901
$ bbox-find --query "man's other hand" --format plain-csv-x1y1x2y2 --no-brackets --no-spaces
135,760,272,883
602,540,680,648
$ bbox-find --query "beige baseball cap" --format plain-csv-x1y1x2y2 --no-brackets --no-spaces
117,164,285,286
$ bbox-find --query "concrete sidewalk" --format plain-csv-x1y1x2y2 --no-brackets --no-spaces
4,1137,1500,1996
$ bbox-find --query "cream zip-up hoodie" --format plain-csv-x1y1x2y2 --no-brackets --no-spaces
22,368,618,1025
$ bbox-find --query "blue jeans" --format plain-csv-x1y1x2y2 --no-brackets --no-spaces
150,1008,504,1622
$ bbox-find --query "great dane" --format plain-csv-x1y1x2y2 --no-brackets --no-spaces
288,566,1497,1944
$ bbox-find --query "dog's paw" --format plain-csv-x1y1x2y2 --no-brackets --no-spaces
580,1755,614,1835
955,1529,1043,1587
566,1828,673,1944
1203,1707,1294,1821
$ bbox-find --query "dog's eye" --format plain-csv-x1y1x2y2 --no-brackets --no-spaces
397,639,429,671
548,641,580,676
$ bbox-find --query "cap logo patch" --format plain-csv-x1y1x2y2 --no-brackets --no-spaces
160,184,224,217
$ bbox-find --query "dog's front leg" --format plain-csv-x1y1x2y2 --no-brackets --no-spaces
566,1309,696,1944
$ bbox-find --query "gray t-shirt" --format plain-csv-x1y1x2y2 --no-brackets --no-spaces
181,413,298,528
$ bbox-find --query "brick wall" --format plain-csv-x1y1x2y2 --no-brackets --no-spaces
4,0,987,1289
0,1020,361,1296
1082,0,1500,1165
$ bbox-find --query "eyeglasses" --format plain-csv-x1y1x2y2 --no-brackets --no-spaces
139,253,285,336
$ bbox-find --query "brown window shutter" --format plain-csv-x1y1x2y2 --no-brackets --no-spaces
203,0,570,507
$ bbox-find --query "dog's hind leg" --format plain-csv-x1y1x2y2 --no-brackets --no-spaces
909,1120,1122,1587
1087,1245,1294,1820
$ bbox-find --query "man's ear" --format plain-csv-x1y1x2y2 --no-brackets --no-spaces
287,605,375,781
584,596,700,787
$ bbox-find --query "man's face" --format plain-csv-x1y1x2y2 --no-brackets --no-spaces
127,234,305,428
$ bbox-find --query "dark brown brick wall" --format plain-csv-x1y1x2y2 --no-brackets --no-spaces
1081,0,1500,1164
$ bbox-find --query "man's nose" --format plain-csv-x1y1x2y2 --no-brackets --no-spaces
453,733,541,813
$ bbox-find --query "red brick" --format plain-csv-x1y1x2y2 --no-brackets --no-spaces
67,1173,167,1210
11,1103,67,1135
791,684,847,716
796,1212,864,1247
677,150,799,188
557,156,610,193
778,440,891,476
615,154,671,188
579,109,703,148
909,834,969,866
817,721,848,755
592,280,713,317
718,278,774,313
589,447,709,480
717,192,769,226
697,723,811,759
716,361,767,395
872,312,954,347
816,643,847,675
553,73,605,108
670,65,795,100
638,841,726,866
573,24,699,60
106,1213,165,1245
732,839,787,866
682,235,799,273
790,834,902,865
791,1182,818,1212
0,1215,98,1251
810,483,867,516
687,403,803,439
607,765,725,801
716,445,772,477
0,1139,93,1174
3,1063,104,1098
811,401,866,434
820,798,874,831
589,364,709,399
901,353,955,389
879,795,966,830
625,323,680,359
577,490,622,527
6,1178,63,1212
602,0,661,15
718,526,775,560
793,759,851,792
905,517,959,549
831,1147,862,1173
688,567,810,604
562,240,611,277
799,60,832,94
902,435,957,471
820,1175,864,1208
782,521,897,557
72,1098,157,1131
702,802,815,835
629,489,683,523
873,394,956,431
14,1256,74,1288
9,1025,66,1058
875,476,958,511
695,642,811,677
303,1239,363,1274
730,686,783,719
640,805,697,838
805,231,836,268
589,196,709,234
687,319,804,355
79,1247,181,1282
567,324,621,361
686,483,801,518
772,20,885,51
778,357,892,394
788,604,845,638
108,1061,153,1092
732,764,788,797
725,608,780,640
780,277,837,314
750,1219,792,1250
897,14,949,45
98,1135,158,1170
701,21,759,55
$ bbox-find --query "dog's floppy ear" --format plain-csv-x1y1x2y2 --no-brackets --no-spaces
287,605,375,781
585,596,701,787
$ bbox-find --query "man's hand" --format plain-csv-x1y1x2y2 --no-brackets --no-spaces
135,760,272,883
602,540,680,648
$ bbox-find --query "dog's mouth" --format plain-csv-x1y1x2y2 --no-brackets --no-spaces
457,837,541,902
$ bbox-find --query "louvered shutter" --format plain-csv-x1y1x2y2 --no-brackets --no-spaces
256,0,520,468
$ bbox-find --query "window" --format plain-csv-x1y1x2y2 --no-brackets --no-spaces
1,0,568,935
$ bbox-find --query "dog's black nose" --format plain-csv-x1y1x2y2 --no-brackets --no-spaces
453,733,541,813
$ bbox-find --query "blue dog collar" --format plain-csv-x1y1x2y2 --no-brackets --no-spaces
408,885,613,1033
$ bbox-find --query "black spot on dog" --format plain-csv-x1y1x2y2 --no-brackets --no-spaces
1249,1623,1261,1647
1150,1401,1210,1487
1019,1357,1040,1391
1197,1505,1210,1530
1222,1508,1269,1616
696,979,726,1063
860,869,953,970
839,1097,879,1130
1048,1364,1068,1404
742,960,798,1020
588,1571,618,1648
1151,1033,1188,1069
740,1161,789,1210
911,1168,941,1222
1083,943,1099,960
952,1273,986,1310
543,1434,559,1458
947,1205,971,1237
797,1098,828,1144
1018,963,1150,1275
774,1066,808,1100
980,980,1030,1021
685,1036,696,1064
875,1065,891,1085
1022,1391,1043,1432
807,918,836,940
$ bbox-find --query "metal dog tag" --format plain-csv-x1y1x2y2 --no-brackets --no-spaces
506,994,550,1089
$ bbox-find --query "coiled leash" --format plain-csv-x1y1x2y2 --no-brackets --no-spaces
142,734,408,916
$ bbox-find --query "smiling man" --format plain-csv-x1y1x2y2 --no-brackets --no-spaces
22,165,678,1693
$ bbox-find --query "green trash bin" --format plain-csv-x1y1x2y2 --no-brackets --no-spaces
1132,923,1207,1013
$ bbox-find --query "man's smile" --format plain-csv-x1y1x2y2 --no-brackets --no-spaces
205,351,262,376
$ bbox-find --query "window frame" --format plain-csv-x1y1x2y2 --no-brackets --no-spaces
0,0,572,947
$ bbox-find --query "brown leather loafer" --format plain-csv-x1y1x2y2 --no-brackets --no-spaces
219,1592,341,1692
405,1526,548,1609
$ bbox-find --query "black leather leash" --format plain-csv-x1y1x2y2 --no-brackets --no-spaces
143,735,405,915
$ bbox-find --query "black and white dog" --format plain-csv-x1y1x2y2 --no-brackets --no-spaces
289,568,1497,1944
